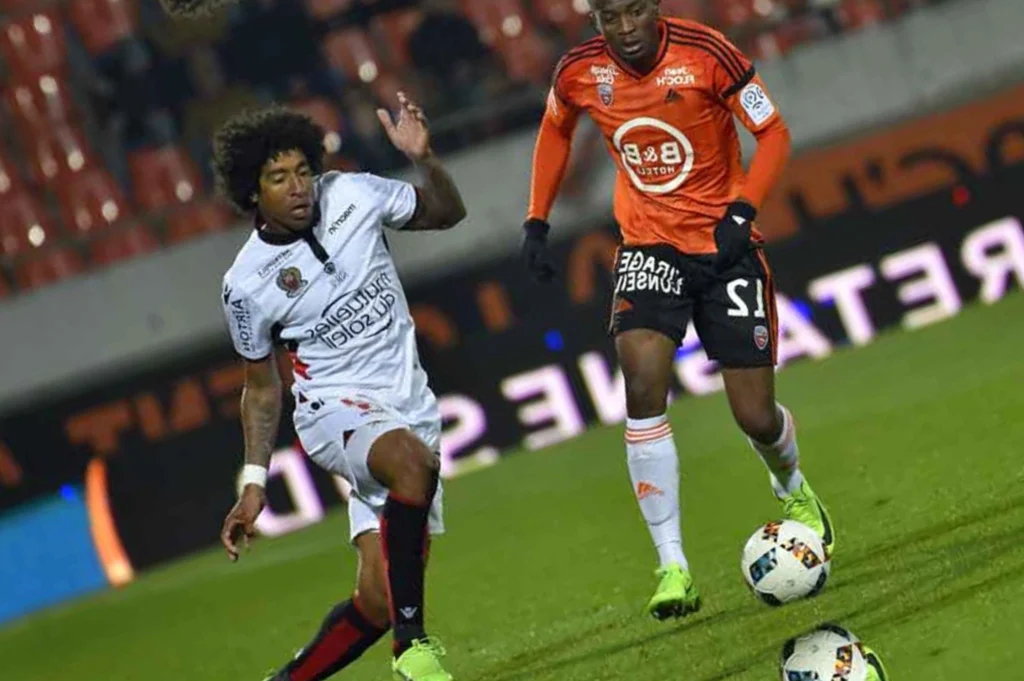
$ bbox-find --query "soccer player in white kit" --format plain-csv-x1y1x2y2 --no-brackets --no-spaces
215,94,465,681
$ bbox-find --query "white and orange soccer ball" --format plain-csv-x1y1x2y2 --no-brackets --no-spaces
780,623,889,681
741,519,830,605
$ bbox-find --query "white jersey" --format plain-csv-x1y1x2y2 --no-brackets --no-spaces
220,171,439,432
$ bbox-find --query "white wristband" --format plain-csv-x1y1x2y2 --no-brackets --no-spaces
240,464,268,489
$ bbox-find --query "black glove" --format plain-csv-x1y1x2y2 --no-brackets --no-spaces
713,201,757,273
522,218,556,283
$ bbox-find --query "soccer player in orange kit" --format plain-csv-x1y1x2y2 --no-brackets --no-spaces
521,0,835,619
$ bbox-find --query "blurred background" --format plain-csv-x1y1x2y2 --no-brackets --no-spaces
1,0,1023,630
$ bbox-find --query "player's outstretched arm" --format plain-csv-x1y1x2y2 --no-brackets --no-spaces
522,94,580,282
377,92,466,231
714,72,792,272
220,354,281,561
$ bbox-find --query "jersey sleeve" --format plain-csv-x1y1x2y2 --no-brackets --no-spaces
705,36,780,133
548,57,582,132
221,277,274,361
357,173,419,229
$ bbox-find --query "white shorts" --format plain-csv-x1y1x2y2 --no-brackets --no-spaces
295,404,445,544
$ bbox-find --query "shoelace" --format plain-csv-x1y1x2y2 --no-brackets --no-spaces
411,637,448,658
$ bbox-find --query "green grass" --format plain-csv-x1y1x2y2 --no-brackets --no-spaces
4,294,1024,681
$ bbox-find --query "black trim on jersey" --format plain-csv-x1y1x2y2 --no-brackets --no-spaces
254,204,323,245
553,44,605,97
605,21,670,79
667,25,747,78
667,26,747,84
721,66,756,99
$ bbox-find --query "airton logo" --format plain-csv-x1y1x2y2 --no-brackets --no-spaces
329,204,357,234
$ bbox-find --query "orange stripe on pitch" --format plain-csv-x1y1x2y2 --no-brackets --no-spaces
85,458,135,587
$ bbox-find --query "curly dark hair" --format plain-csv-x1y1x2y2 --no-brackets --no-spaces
212,106,326,214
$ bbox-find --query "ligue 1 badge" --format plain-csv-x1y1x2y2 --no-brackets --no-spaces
276,266,308,298
598,82,614,107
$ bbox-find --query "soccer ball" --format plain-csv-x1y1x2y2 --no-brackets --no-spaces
741,519,829,605
780,623,889,681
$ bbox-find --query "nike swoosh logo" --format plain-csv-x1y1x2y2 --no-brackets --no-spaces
815,499,834,549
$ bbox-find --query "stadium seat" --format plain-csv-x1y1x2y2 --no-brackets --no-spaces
322,28,385,84
0,144,26,198
165,199,235,245
0,272,9,298
14,246,85,290
710,0,761,31
838,0,888,30
457,0,530,46
26,124,95,186
89,222,158,266
0,10,67,79
660,0,708,22
289,96,346,155
126,146,203,213
530,0,590,41
0,191,56,257
494,25,556,85
302,0,354,21
54,167,132,237
370,9,423,70
67,0,139,57
4,73,77,139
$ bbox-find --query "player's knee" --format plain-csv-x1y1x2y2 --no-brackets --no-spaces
624,369,668,417
734,402,781,444
388,439,439,504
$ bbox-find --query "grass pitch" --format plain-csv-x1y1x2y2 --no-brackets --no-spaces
3,295,1024,681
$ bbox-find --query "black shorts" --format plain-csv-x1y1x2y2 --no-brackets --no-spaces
609,243,778,368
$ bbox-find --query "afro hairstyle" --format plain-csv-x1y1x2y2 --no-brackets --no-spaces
212,105,326,214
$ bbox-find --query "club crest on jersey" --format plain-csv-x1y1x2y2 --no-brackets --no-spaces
754,325,769,350
276,266,307,298
597,82,614,107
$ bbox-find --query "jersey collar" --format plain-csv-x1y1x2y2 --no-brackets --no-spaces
604,19,669,79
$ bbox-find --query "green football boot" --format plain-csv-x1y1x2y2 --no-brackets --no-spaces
392,638,453,681
646,563,702,620
780,479,836,559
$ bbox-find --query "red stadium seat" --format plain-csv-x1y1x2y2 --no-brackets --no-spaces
494,25,556,86
710,0,760,31
26,124,95,186
89,222,158,266
838,0,887,30
290,96,346,155
165,200,235,245
14,246,85,290
457,0,531,46
0,272,9,298
4,74,77,138
302,0,354,21
0,191,57,257
54,168,132,237
0,10,67,79
660,0,708,22
67,0,139,57
531,0,590,41
322,28,385,84
0,144,27,198
126,146,203,213
370,9,423,69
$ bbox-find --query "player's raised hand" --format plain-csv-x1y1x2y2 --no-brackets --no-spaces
220,484,266,562
377,92,432,161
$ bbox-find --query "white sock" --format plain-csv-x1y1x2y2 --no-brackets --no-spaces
748,403,805,497
625,414,688,570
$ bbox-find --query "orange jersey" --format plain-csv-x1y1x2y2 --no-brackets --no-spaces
529,18,790,254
